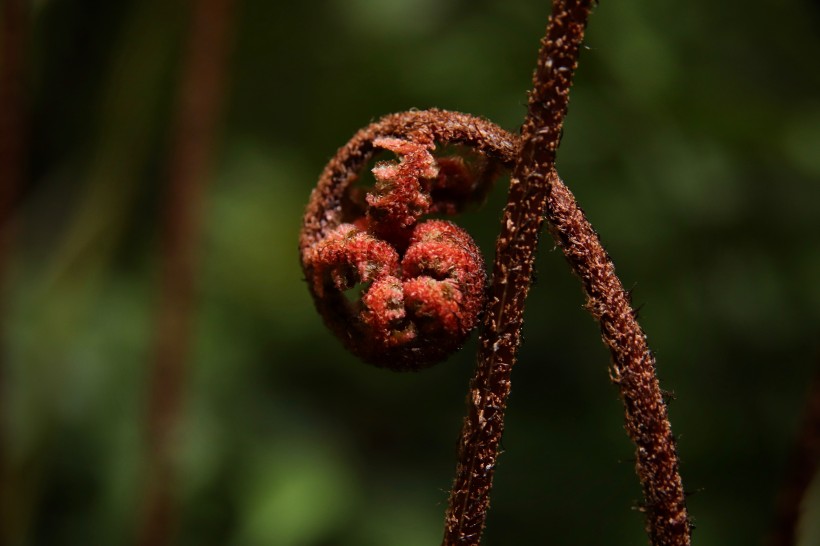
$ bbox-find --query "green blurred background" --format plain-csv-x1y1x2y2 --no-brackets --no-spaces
2,0,820,544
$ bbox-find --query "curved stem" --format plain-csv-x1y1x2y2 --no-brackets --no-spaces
139,0,235,543
300,109,519,254
300,110,520,369
545,170,691,545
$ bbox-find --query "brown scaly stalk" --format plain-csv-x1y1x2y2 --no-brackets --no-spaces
442,1,599,542
301,1,690,544
443,2,690,544
543,170,691,545
139,0,235,544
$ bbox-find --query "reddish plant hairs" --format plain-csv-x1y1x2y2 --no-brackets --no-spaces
301,110,518,370
299,1,692,545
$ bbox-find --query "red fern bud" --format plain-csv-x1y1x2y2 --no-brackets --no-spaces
300,110,518,370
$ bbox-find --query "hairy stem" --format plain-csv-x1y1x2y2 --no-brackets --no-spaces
443,1,595,543
545,170,691,545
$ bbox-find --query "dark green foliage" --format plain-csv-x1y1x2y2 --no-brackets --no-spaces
6,0,820,544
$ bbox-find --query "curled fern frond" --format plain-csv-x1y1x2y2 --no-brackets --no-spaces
300,110,518,370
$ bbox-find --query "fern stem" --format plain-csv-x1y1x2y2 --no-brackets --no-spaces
443,1,596,543
545,170,691,545
444,1,691,544
139,0,235,543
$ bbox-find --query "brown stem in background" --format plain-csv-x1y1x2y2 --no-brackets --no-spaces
768,365,820,546
138,0,235,544
0,3,26,249
443,1,595,543
0,0,29,544
544,171,691,545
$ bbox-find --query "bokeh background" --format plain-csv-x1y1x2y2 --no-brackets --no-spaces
2,0,820,544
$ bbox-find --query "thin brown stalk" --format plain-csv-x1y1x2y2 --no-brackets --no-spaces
768,365,820,546
544,170,691,545
443,1,596,544
0,0,29,544
139,0,235,544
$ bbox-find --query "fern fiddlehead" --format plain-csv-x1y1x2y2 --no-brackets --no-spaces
298,2,692,544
